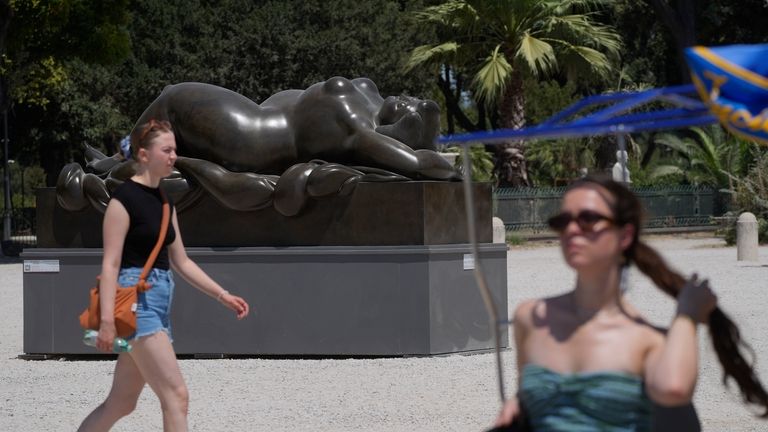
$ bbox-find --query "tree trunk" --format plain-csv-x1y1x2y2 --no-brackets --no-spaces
641,134,658,168
437,71,478,132
648,0,696,83
0,1,10,54
494,70,531,187
1,0,12,111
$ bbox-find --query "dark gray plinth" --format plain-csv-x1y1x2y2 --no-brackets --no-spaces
36,181,492,248
22,244,507,356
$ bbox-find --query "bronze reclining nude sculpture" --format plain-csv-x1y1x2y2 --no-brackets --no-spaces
57,77,460,216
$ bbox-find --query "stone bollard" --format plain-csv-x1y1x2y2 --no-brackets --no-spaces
492,217,506,244
737,212,759,261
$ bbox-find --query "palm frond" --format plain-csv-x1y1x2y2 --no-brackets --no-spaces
413,0,475,25
654,133,696,157
650,165,685,178
404,42,460,72
543,15,621,55
472,45,513,106
516,32,556,76
545,0,614,15
553,43,613,76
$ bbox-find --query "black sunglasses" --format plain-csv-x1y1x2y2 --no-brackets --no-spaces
547,210,614,233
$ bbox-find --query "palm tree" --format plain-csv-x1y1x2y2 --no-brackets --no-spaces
406,0,621,186
649,126,751,189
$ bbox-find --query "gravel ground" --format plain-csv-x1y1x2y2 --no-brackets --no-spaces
2,234,767,431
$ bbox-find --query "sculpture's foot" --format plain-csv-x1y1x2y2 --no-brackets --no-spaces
56,163,110,213
84,144,125,175
415,149,462,180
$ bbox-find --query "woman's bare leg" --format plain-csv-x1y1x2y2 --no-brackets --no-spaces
129,331,189,432
77,353,146,431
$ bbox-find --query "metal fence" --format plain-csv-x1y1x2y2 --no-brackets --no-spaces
1,207,37,257
495,185,725,232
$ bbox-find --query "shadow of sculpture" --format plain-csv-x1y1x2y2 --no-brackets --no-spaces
57,77,461,216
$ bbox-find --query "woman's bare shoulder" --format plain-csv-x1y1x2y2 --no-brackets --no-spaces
618,304,667,350
513,294,569,328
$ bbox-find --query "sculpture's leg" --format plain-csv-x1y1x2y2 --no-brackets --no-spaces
173,157,277,212
274,161,412,217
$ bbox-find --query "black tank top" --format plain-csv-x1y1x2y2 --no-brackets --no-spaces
111,178,176,269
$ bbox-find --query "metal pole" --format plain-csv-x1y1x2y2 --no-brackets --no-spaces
461,144,506,403
2,109,10,242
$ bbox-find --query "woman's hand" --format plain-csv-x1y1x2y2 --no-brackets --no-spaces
495,397,521,427
219,292,250,319
96,322,117,353
677,273,718,323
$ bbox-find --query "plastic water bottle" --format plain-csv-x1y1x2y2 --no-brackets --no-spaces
82,329,132,353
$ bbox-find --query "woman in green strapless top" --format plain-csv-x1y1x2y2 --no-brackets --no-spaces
519,364,651,431
493,176,768,431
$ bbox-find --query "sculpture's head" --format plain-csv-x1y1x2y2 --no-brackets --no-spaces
376,95,441,151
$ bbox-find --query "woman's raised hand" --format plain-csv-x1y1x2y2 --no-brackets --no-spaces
677,273,718,323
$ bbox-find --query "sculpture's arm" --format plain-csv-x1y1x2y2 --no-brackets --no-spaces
347,128,459,180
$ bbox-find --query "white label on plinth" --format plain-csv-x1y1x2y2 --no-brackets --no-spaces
463,254,475,270
23,260,60,273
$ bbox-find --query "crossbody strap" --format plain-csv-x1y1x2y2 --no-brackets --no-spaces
136,189,171,293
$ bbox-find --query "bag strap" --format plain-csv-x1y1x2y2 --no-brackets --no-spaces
136,189,171,293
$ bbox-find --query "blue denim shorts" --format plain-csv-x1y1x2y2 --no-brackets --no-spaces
118,267,175,342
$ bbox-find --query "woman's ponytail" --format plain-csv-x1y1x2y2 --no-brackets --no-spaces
633,240,768,417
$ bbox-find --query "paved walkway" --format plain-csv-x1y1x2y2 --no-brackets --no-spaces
1,234,767,431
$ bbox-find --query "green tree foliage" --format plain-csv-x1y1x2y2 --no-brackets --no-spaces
730,149,768,216
630,126,757,190
611,0,768,87
1,0,131,185
444,144,495,182
13,60,132,183
0,162,44,209
1,0,131,106
721,146,768,245
522,78,598,185
113,0,435,118
7,0,437,184
608,1,672,89
405,0,621,186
